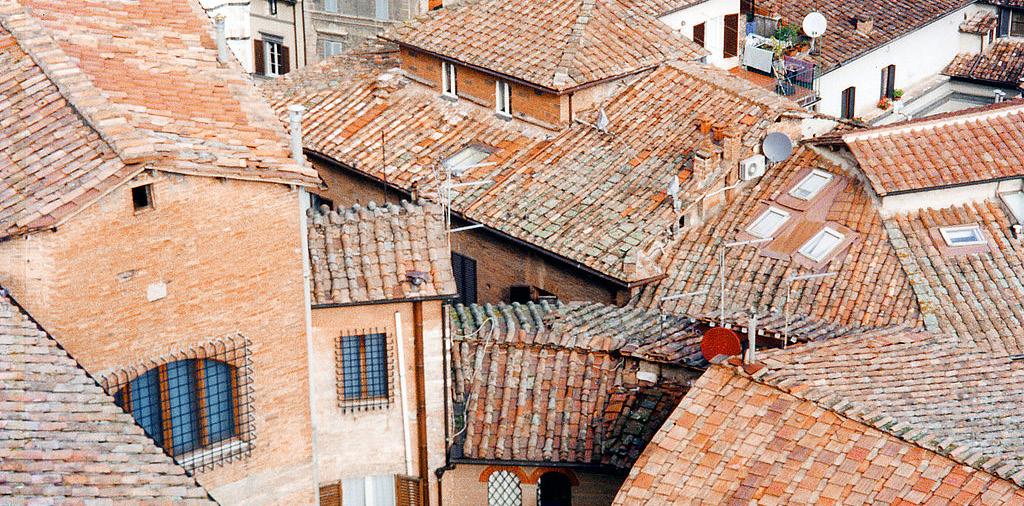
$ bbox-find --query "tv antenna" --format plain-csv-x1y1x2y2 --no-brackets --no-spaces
762,132,794,164
802,12,827,56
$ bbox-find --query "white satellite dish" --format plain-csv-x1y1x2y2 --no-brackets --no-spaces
763,132,794,163
803,12,827,55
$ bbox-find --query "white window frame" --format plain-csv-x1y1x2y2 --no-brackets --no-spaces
322,39,344,58
442,146,492,177
746,206,790,238
799,227,844,262
939,225,987,247
264,38,283,77
789,169,834,200
441,61,457,98
495,80,512,116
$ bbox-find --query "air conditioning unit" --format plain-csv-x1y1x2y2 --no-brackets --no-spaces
739,154,767,181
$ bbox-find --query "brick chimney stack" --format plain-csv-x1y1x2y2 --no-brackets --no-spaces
723,127,742,203
856,15,874,35
696,114,713,136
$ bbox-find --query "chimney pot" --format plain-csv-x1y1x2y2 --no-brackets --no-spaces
696,114,713,135
214,15,229,65
288,104,306,166
712,124,726,144
855,15,874,35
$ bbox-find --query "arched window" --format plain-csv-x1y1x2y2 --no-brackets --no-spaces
113,359,237,457
537,472,572,506
487,470,522,506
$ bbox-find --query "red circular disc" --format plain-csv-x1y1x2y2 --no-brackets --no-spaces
701,327,742,362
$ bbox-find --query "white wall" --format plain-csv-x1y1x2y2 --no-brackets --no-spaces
817,5,977,118
880,178,1023,217
659,0,741,69
199,0,254,72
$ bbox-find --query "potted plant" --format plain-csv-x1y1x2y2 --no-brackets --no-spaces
877,97,893,110
893,89,905,101
773,24,800,46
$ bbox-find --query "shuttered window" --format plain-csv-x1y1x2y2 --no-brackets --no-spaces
319,482,342,506
841,87,856,119
724,14,739,58
451,252,477,305
693,22,705,48
880,64,896,100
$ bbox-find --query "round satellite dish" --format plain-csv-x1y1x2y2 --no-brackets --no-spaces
701,327,743,362
763,132,794,163
802,12,828,38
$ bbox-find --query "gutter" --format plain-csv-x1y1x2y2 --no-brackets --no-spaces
311,294,456,310
880,174,1024,197
447,457,626,474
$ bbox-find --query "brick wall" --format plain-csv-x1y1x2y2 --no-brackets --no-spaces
400,46,440,87
311,300,448,504
441,463,626,506
310,162,624,304
0,173,316,505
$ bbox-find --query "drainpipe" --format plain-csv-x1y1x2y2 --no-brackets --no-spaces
299,187,322,502
215,15,229,65
413,301,431,505
395,311,416,477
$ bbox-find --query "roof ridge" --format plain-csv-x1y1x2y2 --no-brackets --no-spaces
552,0,598,89
844,100,1024,141
0,1,154,165
308,198,435,223
716,358,1024,486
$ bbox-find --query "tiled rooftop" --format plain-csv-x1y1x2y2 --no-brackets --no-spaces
381,0,705,91
634,147,920,329
757,0,971,72
625,0,707,17
761,329,1024,475
884,200,1024,355
265,56,807,283
946,39,1024,87
615,359,1024,504
448,301,698,469
307,200,456,305
959,10,998,35
0,0,318,238
0,289,213,503
842,100,1024,195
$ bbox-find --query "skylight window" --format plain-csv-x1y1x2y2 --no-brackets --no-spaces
746,207,790,238
798,227,844,262
442,146,492,177
939,225,986,247
788,169,834,200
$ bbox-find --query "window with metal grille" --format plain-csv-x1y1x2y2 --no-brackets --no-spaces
106,338,254,473
396,475,423,506
337,330,393,410
488,471,522,506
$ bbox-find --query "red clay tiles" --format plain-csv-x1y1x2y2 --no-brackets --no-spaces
0,289,213,503
381,0,704,91
307,200,456,305
946,40,1024,87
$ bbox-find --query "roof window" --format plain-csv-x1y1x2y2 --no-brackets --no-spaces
746,207,790,239
798,227,844,262
788,169,833,201
939,225,986,247
443,146,492,177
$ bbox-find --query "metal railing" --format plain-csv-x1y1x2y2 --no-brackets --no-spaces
772,57,820,107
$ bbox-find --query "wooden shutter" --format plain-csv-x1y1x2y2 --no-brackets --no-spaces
253,39,265,75
395,475,423,506
841,87,856,119
740,0,753,15
319,483,341,506
451,252,477,305
280,45,291,75
885,65,896,99
693,23,705,48
724,14,739,57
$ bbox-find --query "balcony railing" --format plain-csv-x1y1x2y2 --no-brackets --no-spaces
773,57,820,107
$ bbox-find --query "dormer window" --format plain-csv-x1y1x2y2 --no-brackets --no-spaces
789,169,833,200
495,80,512,117
799,227,844,262
939,225,986,247
746,207,789,238
443,145,492,177
441,61,457,98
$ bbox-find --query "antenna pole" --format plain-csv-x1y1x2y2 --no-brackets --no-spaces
718,237,773,326
783,271,837,348
381,130,389,205
746,308,758,363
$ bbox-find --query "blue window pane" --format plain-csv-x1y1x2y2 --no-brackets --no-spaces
129,369,164,447
166,360,200,454
341,335,363,399
365,334,387,398
203,360,236,444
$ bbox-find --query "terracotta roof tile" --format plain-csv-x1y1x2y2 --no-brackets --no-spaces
615,359,1024,504
0,0,319,239
381,0,705,91
960,10,998,35
448,301,696,468
635,147,920,329
842,100,1024,195
625,0,707,17
307,200,457,305
946,40,1024,87
757,0,971,72
884,201,1024,354
0,289,213,503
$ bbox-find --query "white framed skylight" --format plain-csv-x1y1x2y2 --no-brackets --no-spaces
798,227,844,262
746,207,790,239
442,145,492,177
939,225,987,247
788,169,834,201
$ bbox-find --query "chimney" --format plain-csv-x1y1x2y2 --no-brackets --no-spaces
745,311,757,364
288,104,305,166
712,124,726,144
855,15,874,35
723,127,742,203
215,15,229,65
692,144,715,186
695,114,713,136
995,89,1007,103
